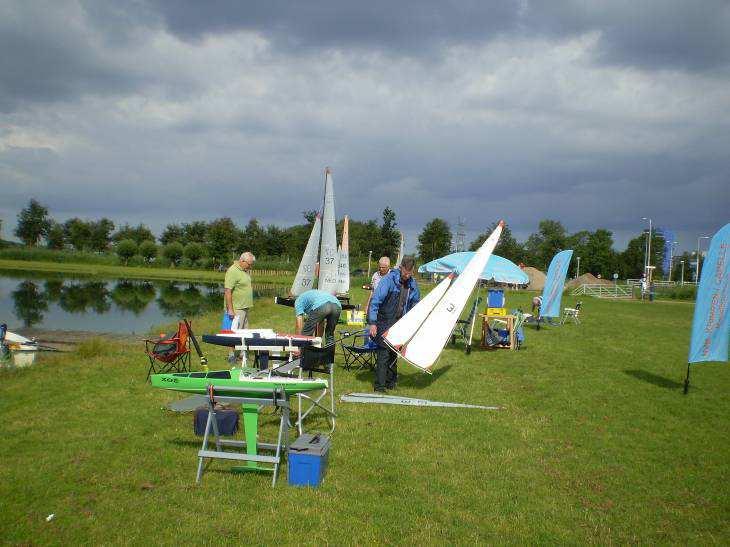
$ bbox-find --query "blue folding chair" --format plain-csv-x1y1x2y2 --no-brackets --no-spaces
341,329,378,371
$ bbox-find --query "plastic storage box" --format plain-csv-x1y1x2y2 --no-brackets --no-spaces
288,434,330,487
487,289,505,308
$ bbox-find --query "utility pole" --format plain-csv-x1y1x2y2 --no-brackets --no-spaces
576,256,581,279
455,217,466,252
680,260,685,285
642,217,652,282
367,250,373,279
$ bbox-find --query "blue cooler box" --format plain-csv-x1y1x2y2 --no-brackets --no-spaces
288,434,330,487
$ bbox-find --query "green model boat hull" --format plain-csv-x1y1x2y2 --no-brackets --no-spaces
150,367,327,397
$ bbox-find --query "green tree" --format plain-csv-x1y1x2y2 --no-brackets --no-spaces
113,223,155,245
88,218,115,252
63,218,92,251
523,220,568,270
160,224,184,245
379,207,400,258
162,241,184,266
46,222,66,250
418,218,452,263
469,222,524,264
238,219,266,256
15,198,51,246
619,231,665,279
581,229,617,278
115,239,138,265
264,225,286,256
206,217,238,266
183,242,205,265
138,240,158,263
182,221,208,245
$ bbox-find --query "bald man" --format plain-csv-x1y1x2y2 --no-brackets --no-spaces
224,251,255,329
366,256,391,315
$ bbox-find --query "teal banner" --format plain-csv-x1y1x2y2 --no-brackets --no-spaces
688,223,730,364
540,250,574,318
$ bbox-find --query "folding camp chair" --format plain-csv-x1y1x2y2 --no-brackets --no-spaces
340,329,377,371
296,344,336,434
451,296,481,347
561,301,582,325
145,321,191,380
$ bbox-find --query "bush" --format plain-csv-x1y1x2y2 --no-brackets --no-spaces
115,239,138,265
183,242,205,265
162,242,184,266
138,240,158,263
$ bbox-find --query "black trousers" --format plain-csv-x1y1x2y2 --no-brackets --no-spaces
375,345,398,390
302,302,341,344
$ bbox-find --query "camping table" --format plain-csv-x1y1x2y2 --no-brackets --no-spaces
480,314,516,350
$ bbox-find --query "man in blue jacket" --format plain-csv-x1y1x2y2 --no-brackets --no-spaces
368,255,420,391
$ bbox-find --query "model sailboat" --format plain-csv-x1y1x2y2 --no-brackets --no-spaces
277,168,351,306
337,215,350,296
384,221,504,372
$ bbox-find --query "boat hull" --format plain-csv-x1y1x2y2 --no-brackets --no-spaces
151,368,327,398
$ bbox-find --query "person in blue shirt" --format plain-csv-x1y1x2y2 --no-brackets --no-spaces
294,289,342,344
367,255,420,391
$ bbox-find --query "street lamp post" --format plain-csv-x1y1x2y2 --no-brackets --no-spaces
576,256,581,279
668,241,677,282
367,250,373,279
680,260,685,285
642,217,652,281
696,236,710,282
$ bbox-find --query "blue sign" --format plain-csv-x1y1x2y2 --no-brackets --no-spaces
540,250,574,318
688,223,730,364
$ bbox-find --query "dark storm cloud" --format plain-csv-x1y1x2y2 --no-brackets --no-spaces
150,0,730,71
0,3,148,112
149,0,521,54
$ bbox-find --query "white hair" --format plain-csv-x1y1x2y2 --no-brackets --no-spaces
239,252,256,263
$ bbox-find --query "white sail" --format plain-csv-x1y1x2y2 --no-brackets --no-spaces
291,214,322,296
398,221,504,372
384,274,453,347
337,215,350,295
318,167,339,293
395,231,405,266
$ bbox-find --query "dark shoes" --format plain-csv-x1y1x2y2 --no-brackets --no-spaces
374,387,387,393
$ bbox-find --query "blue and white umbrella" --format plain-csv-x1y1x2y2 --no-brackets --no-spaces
418,252,528,284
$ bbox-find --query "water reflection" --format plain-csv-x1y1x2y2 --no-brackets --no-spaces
12,281,49,327
1,271,286,332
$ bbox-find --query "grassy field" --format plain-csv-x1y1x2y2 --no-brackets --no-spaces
1,287,728,544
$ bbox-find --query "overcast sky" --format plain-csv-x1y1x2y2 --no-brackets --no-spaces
1,0,728,254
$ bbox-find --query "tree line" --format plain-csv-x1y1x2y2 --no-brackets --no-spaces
418,218,672,280
8,199,400,269
7,198,684,279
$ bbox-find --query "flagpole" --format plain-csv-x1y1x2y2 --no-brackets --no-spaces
683,363,691,394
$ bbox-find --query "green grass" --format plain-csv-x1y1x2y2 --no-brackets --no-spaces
1,288,728,543
0,259,293,284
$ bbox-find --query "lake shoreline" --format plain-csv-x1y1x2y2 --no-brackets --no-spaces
0,258,294,284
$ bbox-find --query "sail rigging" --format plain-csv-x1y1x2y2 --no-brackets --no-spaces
385,221,504,372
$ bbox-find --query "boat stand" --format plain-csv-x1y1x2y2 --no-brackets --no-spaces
196,385,290,487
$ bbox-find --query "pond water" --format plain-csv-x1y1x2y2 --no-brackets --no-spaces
0,269,286,335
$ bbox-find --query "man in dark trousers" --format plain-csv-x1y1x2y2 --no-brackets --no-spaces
367,255,420,392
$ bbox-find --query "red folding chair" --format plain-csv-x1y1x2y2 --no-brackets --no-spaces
145,321,191,380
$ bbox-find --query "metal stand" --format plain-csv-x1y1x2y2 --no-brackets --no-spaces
196,385,290,487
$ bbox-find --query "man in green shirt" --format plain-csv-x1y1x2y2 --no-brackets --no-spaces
224,251,255,329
